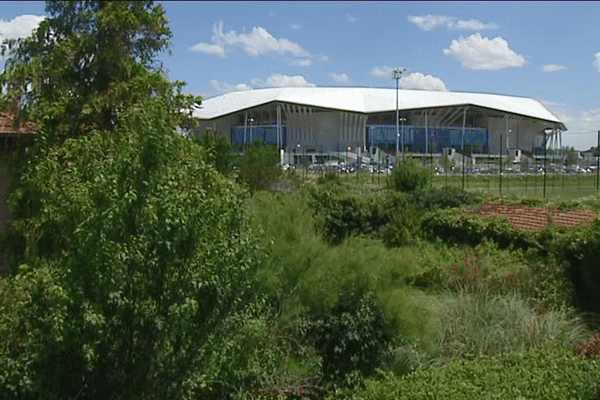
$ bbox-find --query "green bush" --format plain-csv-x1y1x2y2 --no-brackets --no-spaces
192,130,236,175
302,291,393,386
354,347,600,400
389,156,433,193
0,101,262,399
236,140,281,191
405,186,480,210
309,186,392,244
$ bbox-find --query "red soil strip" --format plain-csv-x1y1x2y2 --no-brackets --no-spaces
467,202,598,231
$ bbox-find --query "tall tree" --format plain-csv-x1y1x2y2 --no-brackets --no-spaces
0,1,197,143
0,3,262,399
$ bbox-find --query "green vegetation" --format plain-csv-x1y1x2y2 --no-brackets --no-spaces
1,1,599,399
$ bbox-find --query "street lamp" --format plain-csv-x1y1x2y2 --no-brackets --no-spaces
393,68,406,161
248,117,255,142
399,117,407,159
544,128,553,199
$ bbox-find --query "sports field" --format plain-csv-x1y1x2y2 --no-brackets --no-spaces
436,172,600,201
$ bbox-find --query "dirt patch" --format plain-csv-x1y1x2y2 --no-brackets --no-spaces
467,202,598,231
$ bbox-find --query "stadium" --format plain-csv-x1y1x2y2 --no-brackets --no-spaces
193,87,566,169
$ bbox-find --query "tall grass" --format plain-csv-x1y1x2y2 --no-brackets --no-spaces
249,190,441,346
434,286,588,361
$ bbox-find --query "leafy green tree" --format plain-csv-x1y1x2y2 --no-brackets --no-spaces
237,139,281,191
389,156,432,193
0,2,263,399
0,101,262,399
0,1,199,144
192,130,236,175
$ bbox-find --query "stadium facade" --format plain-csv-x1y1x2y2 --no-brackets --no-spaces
193,87,566,166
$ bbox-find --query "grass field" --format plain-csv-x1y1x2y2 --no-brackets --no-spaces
299,170,600,201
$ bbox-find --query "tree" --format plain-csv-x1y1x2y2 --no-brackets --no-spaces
0,2,261,399
236,139,282,191
0,1,199,145
389,156,432,193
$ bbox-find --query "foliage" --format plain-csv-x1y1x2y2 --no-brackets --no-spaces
192,130,235,175
434,286,587,361
353,347,600,400
317,170,343,186
308,185,394,245
404,186,480,210
389,156,433,193
0,98,262,399
0,1,201,145
303,291,393,386
553,219,600,328
420,209,534,250
236,139,281,191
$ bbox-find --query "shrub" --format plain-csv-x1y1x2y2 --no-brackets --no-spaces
237,139,281,191
302,291,393,386
354,347,600,400
0,101,262,399
405,186,480,210
309,186,392,244
192,130,236,175
389,156,432,193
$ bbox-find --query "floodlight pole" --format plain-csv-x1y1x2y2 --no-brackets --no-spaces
544,128,550,199
597,130,600,193
393,68,406,163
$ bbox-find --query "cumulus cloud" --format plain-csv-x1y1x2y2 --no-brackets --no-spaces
543,63,566,73
539,100,600,150
329,72,352,84
0,14,45,41
346,13,357,23
400,72,448,91
290,23,301,30
210,79,252,94
190,21,311,64
251,73,316,88
319,55,329,62
443,33,526,70
291,58,312,66
408,14,498,31
370,67,447,91
190,42,225,57
370,66,408,78
594,52,600,73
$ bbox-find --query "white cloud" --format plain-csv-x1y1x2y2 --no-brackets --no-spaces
408,14,498,31
189,42,225,57
454,18,499,30
346,13,357,23
329,72,352,84
400,72,448,91
594,52,600,73
210,79,252,94
319,55,329,62
540,100,600,150
370,66,408,78
290,23,301,30
543,63,566,73
0,14,45,41
443,33,526,70
190,21,311,63
251,73,316,88
408,15,453,31
291,58,312,66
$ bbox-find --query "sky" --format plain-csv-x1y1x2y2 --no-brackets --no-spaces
2,1,600,150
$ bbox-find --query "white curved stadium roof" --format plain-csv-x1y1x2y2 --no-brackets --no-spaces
194,87,565,130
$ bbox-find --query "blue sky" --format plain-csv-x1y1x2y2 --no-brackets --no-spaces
2,1,600,150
